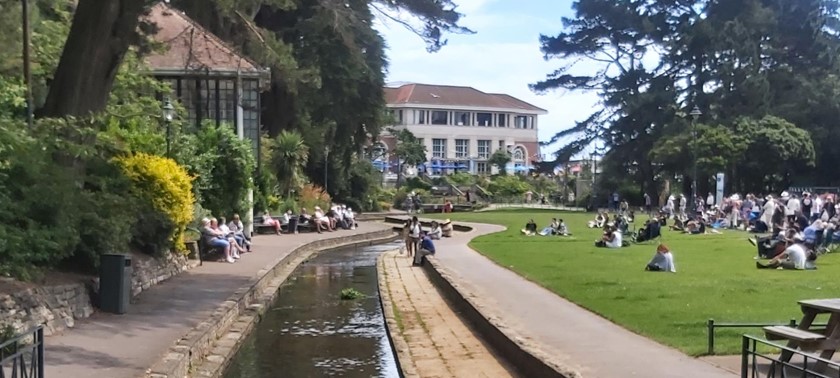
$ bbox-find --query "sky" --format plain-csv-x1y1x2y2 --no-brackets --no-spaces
373,0,601,159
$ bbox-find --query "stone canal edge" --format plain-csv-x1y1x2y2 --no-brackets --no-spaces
145,229,399,378
376,251,420,378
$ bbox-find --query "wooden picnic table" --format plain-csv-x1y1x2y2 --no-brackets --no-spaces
769,298,840,370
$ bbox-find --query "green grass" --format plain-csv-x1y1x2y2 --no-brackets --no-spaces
426,209,840,355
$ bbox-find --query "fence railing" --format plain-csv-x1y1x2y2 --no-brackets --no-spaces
742,334,840,378
0,326,45,378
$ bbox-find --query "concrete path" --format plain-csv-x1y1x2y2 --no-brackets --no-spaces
45,222,391,378
380,250,515,378
425,220,735,377
479,203,584,212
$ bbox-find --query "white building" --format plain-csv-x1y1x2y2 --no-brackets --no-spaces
378,83,547,175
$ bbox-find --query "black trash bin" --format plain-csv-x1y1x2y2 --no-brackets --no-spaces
99,254,132,314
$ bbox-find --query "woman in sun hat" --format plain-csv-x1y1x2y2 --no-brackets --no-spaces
645,244,676,272
441,218,453,237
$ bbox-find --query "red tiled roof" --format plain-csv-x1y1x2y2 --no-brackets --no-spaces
144,2,263,74
384,83,547,113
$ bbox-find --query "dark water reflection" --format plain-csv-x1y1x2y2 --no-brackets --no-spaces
223,242,402,378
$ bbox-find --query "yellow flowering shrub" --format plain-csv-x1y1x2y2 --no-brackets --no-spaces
116,153,195,253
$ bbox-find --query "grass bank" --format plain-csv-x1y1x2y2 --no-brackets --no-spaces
427,209,840,355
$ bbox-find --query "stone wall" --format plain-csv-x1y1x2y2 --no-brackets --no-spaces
0,284,92,336
0,252,195,338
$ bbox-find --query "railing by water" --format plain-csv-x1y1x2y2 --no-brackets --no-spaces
0,326,45,378
742,334,840,378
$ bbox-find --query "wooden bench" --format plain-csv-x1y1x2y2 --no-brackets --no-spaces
764,326,827,349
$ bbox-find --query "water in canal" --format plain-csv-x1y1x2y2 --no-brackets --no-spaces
223,242,402,378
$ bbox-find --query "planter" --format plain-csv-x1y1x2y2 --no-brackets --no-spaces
184,241,199,260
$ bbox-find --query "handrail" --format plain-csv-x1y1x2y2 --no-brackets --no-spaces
0,326,45,378
742,334,840,378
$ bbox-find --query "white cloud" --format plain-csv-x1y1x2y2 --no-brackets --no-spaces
375,5,602,159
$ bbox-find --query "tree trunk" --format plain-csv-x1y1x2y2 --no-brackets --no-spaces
39,0,146,117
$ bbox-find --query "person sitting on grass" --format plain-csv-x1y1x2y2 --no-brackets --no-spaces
595,225,622,248
556,219,571,236
413,231,436,266
588,212,608,229
635,218,661,242
200,218,234,263
539,218,560,236
756,236,817,270
684,218,707,234
522,219,538,236
645,244,676,272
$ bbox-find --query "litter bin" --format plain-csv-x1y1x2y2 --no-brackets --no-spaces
99,254,132,314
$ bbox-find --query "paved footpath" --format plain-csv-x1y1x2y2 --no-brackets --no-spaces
45,222,391,378
381,250,515,378
424,220,736,377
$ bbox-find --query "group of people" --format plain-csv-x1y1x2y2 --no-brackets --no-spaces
521,218,571,236
402,216,452,265
200,214,252,263
260,204,358,235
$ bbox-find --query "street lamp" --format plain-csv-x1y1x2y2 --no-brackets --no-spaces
689,105,702,216
162,98,176,157
324,146,330,193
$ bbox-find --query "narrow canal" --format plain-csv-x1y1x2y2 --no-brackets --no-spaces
223,242,402,378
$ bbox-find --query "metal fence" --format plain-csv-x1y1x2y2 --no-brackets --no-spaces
742,335,840,378
0,326,45,378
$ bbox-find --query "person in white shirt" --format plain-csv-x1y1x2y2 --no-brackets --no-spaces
756,238,816,270
225,214,251,251
645,244,676,272
313,206,331,232
344,206,356,229
595,226,623,248
787,194,801,223
428,221,443,240
607,229,623,248
706,192,715,207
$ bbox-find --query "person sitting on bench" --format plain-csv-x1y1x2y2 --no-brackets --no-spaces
413,231,436,266
522,219,538,236
260,210,282,235
645,244,676,272
200,218,234,263
227,213,251,251
756,236,817,270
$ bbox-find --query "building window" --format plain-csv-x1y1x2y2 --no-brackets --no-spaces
416,110,426,125
513,146,526,162
391,109,403,124
497,113,507,127
432,138,447,158
431,110,448,125
529,116,535,129
455,139,469,158
219,79,235,126
498,140,505,150
454,111,471,126
242,79,260,158
477,140,491,159
476,112,492,127
476,162,489,175
515,115,528,129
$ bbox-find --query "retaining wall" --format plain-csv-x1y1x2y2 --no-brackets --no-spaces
148,229,399,378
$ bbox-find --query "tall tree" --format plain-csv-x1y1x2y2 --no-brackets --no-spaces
39,0,151,117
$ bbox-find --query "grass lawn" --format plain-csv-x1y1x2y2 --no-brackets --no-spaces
425,209,840,356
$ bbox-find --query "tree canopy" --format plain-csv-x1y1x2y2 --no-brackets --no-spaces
535,0,839,195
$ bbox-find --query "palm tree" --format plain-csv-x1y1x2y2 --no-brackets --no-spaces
270,130,309,199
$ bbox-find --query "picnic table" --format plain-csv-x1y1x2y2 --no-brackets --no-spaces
764,298,840,371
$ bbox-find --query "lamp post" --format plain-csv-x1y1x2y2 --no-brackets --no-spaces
162,98,175,158
21,0,33,128
324,146,330,193
689,106,702,215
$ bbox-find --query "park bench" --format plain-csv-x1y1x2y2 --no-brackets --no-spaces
187,227,224,265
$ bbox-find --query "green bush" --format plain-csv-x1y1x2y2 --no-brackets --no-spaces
487,175,533,197
405,177,432,191
193,123,256,218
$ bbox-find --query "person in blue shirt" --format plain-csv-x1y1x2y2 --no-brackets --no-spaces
413,232,436,266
